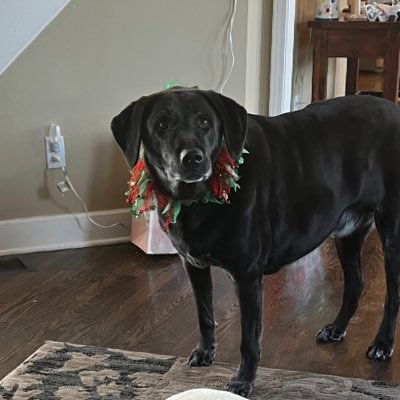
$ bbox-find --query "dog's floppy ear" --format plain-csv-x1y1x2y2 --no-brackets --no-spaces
111,96,148,167
200,91,247,161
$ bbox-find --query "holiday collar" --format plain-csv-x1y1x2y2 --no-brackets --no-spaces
125,145,247,227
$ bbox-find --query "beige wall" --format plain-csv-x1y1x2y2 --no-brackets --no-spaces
0,0,252,220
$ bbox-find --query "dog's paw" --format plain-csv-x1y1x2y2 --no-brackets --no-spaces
366,343,394,361
187,345,215,367
316,324,346,343
224,378,253,398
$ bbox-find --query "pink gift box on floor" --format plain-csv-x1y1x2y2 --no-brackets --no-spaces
131,210,177,255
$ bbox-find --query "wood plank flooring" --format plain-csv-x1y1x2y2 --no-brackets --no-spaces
0,230,399,386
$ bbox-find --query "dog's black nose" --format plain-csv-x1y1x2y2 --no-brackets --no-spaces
180,149,204,166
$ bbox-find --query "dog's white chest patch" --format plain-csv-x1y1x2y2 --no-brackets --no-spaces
332,210,362,238
185,252,207,268
180,250,211,269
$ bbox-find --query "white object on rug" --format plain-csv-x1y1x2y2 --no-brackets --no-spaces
166,388,247,400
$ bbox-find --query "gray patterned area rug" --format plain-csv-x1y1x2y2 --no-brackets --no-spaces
1,341,400,399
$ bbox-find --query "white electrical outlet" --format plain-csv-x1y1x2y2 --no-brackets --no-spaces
45,124,66,169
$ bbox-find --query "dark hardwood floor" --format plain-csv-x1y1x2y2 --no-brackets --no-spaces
0,230,399,385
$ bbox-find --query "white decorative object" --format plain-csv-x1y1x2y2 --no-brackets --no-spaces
377,3,400,20
315,0,340,20
166,388,246,400
362,2,400,21
362,4,380,21
131,210,177,255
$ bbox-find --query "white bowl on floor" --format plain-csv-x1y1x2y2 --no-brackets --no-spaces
166,388,247,400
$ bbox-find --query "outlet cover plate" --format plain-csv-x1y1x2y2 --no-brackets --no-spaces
45,136,65,169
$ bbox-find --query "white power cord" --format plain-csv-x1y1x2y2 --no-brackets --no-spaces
218,0,237,93
55,156,129,231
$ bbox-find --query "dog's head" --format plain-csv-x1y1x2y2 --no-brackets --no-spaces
111,88,247,199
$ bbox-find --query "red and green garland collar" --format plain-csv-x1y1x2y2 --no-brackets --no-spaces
126,145,247,227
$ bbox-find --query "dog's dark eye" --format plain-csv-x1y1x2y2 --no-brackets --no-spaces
198,115,210,129
157,117,170,132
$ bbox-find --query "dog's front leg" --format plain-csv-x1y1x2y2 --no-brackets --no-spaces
183,260,216,367
225,272,263,397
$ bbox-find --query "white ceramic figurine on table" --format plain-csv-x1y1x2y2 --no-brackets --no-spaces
362,2,400,22
315,0,340,20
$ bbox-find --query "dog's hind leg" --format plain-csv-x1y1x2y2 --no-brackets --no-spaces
317,214,373,343
367,204,400,361
184,261,216,367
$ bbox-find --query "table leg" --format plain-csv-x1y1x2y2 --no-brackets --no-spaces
312,29,328,102
383,32,400,103
346,58,359,96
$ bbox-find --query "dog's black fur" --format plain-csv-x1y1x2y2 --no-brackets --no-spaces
111,89,400,397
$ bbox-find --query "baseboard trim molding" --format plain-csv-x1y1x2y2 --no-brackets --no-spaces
0,209,131,256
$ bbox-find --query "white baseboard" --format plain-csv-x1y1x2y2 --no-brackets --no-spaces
0,209,131,256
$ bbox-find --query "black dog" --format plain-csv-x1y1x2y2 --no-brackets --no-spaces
111,89,400,397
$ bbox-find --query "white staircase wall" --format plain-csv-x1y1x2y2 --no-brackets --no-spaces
0,0,70,76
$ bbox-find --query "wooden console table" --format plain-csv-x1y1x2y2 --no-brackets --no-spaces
308,20,400,102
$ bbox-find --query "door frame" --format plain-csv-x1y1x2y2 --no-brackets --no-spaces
268,0,296,116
